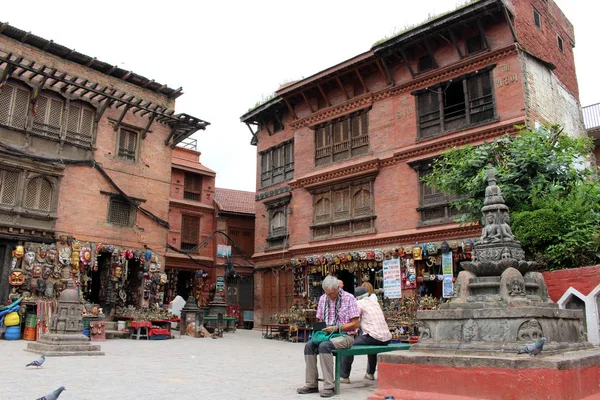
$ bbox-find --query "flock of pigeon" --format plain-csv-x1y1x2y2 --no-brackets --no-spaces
22,337,546,399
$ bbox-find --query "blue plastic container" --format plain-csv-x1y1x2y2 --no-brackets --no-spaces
82,328,90,338
4,326,21,340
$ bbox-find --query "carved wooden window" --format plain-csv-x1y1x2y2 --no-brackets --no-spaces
0,169,19,206
24,177,53,211
260,140,294,188
415,166,459,226
466,33,484,55
227,228,254,255
0,81,29,130
314,109,369,167
181,215,200,250
415,68,495,140
32,91,64,140
117,128,138,162
184,173,202,201
65,101,95,147
265,196,290,249
310,177,376,240
108,197,135,226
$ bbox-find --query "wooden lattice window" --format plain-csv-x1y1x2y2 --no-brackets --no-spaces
65,101,95,147
181,215,200,250
310,178,375,240
184,173,202,201
314,110,369,167
260,140,294,188
117,128,138,161
24,177,53,211
0,81,29,130
0,169,19,205
32,92,64,140
416,69,494,139
264,196,290,248
108,197,135,226
416,166,459,225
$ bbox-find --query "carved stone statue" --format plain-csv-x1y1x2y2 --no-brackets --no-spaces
499,212,519,243
480,213,501,243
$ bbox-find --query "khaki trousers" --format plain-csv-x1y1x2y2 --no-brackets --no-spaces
305,335,354,390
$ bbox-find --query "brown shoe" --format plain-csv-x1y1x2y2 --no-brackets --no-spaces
297,386,319,394
320,388,335,397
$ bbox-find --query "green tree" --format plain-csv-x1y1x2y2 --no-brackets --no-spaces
422,125,600,269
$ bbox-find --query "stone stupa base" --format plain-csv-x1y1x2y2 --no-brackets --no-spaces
368,348,600,400
24,333,104,357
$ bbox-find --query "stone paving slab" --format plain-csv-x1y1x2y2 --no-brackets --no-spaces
0,329,377,400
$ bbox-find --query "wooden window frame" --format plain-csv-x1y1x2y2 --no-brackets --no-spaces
65,100,95,148
314,109,370,167
181,214,201,251
264,196,290,249
23,176,54,212
414,67,496,140
557,36,564,53
412,162,459,226
309,175,376,241
107,196,136,227
0,168,20,206
117,127,140,162
183,172,202,201
0,80,30,130
259,139,294,188
533,8,542,30
31,91,64,141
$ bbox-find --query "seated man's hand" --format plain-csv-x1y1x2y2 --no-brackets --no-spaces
322,325,336,334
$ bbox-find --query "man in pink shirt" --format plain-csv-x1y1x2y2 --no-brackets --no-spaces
297,275,359,398
340,286,391,382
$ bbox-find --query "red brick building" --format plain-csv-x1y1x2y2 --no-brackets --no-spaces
241,0,584,325
0,22,208,311
164,143,216,306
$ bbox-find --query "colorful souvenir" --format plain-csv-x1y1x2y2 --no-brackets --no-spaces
412,245,423,260
71,249,80,267
333,255,340,265
359,251,367,260
367,250,375,260
384,250,392,260
32,264,42,278
398,247,406,257
300,257,307,266
313,256,321,266
45,281,54,297
42,265,52,280
374,249,383,262
441,241,450,254
290,259,297,267
426,242,438,255
52,264,62,278
346,252,353,262
114,265,123,279
145,249,152,261
9,269,25,286
53,280,64,297
37,244,47,262
36,279,46,296
464,239,474,252
46,244,58,264
149,261,158,273
96,243,104,253
72,240,82,253
80,247,92,266
125,249,134,260
23,250,35,270
160,273,168,285
306,256,314,265
422,243,428,257
12,245,24,258
133,250,141,262
59,247,71,265
325,254,334,265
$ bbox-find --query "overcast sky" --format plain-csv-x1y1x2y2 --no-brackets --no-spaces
2,0,595,192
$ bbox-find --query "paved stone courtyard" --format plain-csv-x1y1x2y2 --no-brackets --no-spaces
0,329,377,400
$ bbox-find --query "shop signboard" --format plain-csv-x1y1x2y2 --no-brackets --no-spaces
217,244,231,257
383,258,402,299
442,252,454,298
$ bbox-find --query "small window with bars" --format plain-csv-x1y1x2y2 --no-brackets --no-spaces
0,169,19,206
66,101,95,147
24,176,53,212
0,81,30,130
32,92,64,140
108,197,135,226
533,8,541,29
184,173,202,201
557,36,564,53
181,215,200,250
117,128,138,161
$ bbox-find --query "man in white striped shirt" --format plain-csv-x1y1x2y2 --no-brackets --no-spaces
340,286,391,382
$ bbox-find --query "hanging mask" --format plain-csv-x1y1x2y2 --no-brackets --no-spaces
125,249,134,260
374,249,384,262
71,251,80,267
96,243,104,253
53,265,62,279
426,242,438,255
37,279,47,296
45,281,54,297
59,247,72,265
145,250,152,261
134,250,141,262
46,244,58,264
114,265,123,279
42,265,52,280
441,241,450,254
23,251,35,269
80,247,92,266
149,262,158,273
72,240,82,253
413,245,423,260
422,243,428,257
160,273,168,285
32,264,42,278
12,245,25,259
53,280,64,297
37,245,47,262
9,269,25,286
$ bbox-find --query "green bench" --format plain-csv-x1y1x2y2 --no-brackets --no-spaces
332,343,411,394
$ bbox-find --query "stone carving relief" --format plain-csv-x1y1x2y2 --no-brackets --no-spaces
419,322,431,340
462,319,479,342
517,319,543,341
507,277,525,297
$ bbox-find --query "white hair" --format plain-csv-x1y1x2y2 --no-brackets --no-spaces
322,275,339,291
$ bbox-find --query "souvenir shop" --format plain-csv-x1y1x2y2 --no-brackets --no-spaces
0,237,169,341
282,239,476,339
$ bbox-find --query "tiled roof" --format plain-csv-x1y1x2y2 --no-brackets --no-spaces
214,188,255,215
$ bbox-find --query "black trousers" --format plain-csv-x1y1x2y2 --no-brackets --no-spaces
340,334,389,378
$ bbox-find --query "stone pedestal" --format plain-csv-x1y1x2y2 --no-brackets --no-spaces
208,293,227,317
25,279,104,357
369,349,600,400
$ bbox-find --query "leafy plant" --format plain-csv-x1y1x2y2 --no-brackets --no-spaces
422,125,599,269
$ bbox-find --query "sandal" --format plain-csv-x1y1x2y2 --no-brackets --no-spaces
297,386,319,394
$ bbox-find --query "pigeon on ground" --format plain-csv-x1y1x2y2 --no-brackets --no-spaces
26,354,45,368
518,337,547,356
36,386,66,400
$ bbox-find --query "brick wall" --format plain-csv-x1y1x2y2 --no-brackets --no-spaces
543,264,600,302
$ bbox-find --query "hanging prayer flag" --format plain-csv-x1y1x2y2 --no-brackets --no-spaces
0,64,16,90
